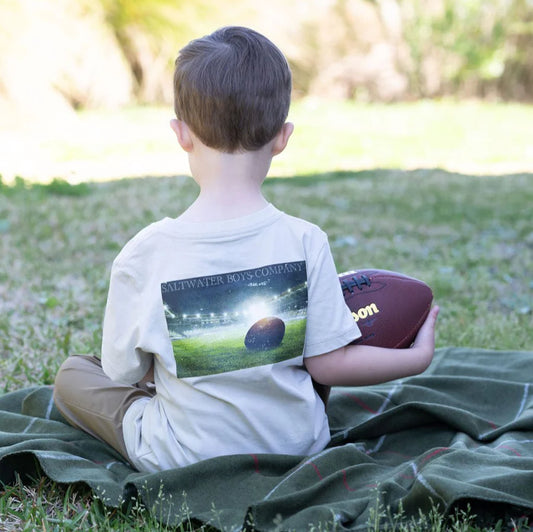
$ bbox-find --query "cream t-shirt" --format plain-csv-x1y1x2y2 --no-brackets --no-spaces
101,204,360,472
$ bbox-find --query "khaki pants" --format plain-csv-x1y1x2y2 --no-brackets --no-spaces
53,355,154,463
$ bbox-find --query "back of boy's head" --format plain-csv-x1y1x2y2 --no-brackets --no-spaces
173,26,292,153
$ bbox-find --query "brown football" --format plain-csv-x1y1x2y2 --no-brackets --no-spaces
244,316,286,351
340,269,433,348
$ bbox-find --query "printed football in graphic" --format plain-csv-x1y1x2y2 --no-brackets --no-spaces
339,269,433,348
245,317,286,351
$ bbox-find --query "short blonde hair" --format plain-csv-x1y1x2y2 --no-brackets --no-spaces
173,26,292,152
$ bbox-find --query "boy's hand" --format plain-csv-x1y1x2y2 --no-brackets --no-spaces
412,305,440,352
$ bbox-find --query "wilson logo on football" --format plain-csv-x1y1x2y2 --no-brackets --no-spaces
351,303,379,322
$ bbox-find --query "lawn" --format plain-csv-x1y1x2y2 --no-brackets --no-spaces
0,100,532,529
1,99,532,183
1,168,531,393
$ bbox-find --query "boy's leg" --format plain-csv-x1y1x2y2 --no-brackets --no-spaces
53,355,153,462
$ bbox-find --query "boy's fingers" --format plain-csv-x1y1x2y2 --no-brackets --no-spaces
427,305,440,324
413,305,439,346
424,305,439,326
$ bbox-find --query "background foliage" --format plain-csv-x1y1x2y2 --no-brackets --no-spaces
1,0,532,125
403,0,533,100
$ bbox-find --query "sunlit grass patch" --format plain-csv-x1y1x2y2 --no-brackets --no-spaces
2,100,532,183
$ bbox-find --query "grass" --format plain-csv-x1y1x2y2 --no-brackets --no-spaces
1,475,532,532
282,99,533,177
0,100,532,529
1,99,532,183
1,169,530,391
0,474,209,531
366,488,533,532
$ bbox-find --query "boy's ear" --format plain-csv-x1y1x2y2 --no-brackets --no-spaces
272,122,294,156
170,118,194,152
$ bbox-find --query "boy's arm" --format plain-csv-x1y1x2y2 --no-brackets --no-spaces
305,306,439,386
101,264,153,384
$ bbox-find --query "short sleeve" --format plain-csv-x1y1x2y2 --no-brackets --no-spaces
304,239,361,357
101,263,153,384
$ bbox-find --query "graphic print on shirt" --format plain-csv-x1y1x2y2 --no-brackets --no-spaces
161,261,308,378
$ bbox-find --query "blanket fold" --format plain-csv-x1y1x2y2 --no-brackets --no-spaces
1,347,533,530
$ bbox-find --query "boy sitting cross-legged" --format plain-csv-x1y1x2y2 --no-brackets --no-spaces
53,26,438,472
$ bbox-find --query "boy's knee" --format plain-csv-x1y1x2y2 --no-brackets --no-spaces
57,355,101,375
54,355,102,401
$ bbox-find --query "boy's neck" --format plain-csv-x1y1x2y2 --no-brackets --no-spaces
180,143,273,222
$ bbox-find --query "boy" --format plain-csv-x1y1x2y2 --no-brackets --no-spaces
53,26,438,473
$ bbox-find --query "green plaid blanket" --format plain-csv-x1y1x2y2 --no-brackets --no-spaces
2,347,533,530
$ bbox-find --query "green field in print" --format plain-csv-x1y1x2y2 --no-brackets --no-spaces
162,262,308,378
172,317,307,377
